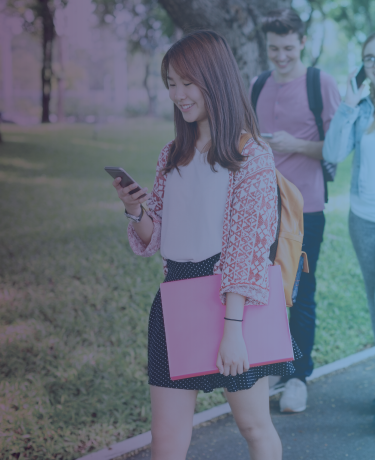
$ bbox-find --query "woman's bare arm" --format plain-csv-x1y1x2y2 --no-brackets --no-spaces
216,292,249,377
113,178,154,245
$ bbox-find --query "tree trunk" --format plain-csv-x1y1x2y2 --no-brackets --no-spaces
0,12,14,118
158,0,291,89
143,57,157,116
310,24,325,68
113,40,128,114
40,0,55,123
57,34,66,122
365,0,374,33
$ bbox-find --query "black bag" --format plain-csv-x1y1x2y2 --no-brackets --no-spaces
250,67,337,203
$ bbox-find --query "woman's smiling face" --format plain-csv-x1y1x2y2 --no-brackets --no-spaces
167,64,208,124
363,38,375,86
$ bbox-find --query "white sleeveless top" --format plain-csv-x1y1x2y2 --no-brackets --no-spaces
160,149,230,262
351,126,375,222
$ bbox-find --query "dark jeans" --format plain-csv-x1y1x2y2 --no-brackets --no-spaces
283,211,326,382
349,210,375,340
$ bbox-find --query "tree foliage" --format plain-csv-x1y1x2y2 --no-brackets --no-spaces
93,0,176,115
308,0,375,43
158,0,292,87
93,0,175,55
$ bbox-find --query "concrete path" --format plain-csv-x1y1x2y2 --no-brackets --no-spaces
128,356,375,460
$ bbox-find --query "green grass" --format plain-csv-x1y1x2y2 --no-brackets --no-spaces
0,121,373,459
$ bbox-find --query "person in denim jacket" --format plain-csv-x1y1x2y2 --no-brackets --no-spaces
323,33,375,346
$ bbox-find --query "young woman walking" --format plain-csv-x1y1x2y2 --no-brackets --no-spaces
323,33,375,345
113,31,301,460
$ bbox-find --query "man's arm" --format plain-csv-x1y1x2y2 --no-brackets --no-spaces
268,130,323,160
292,138,323,160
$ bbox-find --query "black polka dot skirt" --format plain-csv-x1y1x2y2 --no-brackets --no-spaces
148,253,302,393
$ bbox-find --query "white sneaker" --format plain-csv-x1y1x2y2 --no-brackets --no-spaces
279,378,307,413
269,378,286,393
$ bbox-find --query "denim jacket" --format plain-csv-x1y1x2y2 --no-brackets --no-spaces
323,97,374,197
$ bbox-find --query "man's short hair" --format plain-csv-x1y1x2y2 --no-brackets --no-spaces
262,9,306,41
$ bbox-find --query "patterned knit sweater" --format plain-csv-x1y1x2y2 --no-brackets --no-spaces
128,137,278,306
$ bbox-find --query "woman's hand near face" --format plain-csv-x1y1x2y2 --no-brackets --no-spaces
344,71,365,108
112,177,150,214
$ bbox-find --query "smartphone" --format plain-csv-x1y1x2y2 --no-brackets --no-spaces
104,166,145,196
261,133,273,139
351,65,366,93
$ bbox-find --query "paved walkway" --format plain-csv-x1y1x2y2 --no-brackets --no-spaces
128,356,375,460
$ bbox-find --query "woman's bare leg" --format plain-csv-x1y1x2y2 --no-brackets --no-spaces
150,385,198,460
225,377,282,460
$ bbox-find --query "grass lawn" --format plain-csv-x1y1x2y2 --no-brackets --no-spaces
0,120,373,459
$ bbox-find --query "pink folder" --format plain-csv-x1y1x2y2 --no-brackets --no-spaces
160,265,294,380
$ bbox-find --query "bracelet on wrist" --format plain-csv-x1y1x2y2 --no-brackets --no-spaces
124,205,144,223
224,317,243,322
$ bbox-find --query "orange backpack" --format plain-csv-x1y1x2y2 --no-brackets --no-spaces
239,134,309,306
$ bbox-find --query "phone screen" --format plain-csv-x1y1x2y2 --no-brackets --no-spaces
355,65,366,89
104,167,141,195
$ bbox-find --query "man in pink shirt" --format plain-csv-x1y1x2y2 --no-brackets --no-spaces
250,9,341,412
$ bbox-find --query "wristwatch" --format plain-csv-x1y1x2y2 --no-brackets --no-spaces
124,206,144,223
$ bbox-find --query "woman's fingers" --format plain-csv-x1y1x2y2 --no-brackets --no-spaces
140,192,152,203
112,177,122,189
231,362,241,376
218,359,250,377
216,354,224,374
123,182,141,195
346,71,356,94
223,363,231,376
115,182,149,203
128,189,150,206
236,359,249,375
348,70,357,81
344,71,365,108
222,360,238,376
132,187,149,200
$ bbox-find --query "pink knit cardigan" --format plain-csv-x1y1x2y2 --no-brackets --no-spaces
128,137,278,306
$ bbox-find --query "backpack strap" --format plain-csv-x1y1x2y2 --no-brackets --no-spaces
251,70,272,113
268,185,281,264
306,67,325,141
306,67,338,203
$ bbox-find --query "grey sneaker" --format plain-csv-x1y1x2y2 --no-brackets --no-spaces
279,378,307,413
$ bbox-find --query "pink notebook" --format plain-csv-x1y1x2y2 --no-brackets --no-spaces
160,265,294,380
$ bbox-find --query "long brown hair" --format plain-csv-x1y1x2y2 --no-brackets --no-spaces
161,30,261,174
362,32,375,133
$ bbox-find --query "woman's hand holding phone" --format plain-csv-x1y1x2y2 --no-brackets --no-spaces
112,178,150,215
345,70,365,108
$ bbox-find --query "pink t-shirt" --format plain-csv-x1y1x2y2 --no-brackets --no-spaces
250,71,341,212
